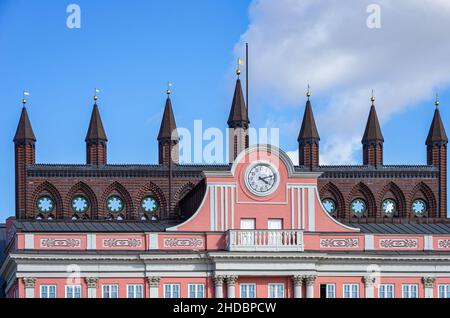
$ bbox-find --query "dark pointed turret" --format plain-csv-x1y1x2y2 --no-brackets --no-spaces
426,95,447,219
85,96,108,165
298,87,320,169
228,76,250,162
14,106,36,144
362,94,384,166
158,87,179,166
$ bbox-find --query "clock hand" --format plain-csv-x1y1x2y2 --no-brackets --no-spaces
258,176,269,184
260,175,274,180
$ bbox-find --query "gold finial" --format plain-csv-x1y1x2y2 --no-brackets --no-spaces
94,88,100,103
371,89,375,105
435,93,439,108
22,91,29,106
166,82,172,96
306,84,311,100
236,58,244,77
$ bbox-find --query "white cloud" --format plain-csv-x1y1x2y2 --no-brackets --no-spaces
236,0,450,164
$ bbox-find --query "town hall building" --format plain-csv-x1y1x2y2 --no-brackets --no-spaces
0,69,449,298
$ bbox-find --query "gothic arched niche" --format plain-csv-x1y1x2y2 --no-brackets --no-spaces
379,182,406,218
319,182,345,218
66,182,98,219
31,181,64,219
410,182,437,218
135,182,167,220
100,181,135,220
348,182,377,218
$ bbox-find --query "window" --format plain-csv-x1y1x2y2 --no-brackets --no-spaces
127,284,143,298
319,284,336,298
106,195,124,213
412,199,427,217
438,285,450,298
102,284,119,298
268,284,285,298
402,284,418,298
65,285,81,298
382,199,397,217
322,199,337,215
343,284,359,298
71,195,90,213
40,285,56,298
37,196,55,213
379,284,394,298
351,199,367,216
164,284,180,298
240,284,256,298
141,196,159,214
188,284,205,298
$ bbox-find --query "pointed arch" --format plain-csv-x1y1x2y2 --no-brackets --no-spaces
175,182,195,202
379,182,407,218
348,182,377,218
410,182,437,218
319,182,346,218
66,182,98,219
100,181,134,220
135,182,167,219
31,181,64,219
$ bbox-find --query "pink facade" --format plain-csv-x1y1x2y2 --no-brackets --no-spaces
2,146,450,298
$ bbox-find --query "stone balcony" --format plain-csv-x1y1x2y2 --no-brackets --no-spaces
227,229,304,252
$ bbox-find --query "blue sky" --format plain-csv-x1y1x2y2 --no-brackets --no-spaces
0,0,449,221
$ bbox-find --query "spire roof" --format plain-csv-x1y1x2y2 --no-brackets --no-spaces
426,108,448,145
298,99,320,142
85,103,107,143
362,104,384,144
227,79,249,128
158,97,179,141
14,107,36,143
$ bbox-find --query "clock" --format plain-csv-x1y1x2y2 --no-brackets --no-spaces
245,162,279,196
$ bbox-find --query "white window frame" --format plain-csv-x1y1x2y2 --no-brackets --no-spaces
343,284,359,298
102,284,119,298
378,284,394,298
164,284,181,298
188,284,205,298
40,285,57,298
438,284,450,298
65,285,81,298
126,284,144,298
240,283,257,298
325,284,336,298
402,284,418,298
268,283,285,298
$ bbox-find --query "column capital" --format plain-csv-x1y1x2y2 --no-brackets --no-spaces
304,275,317,286
226,275,238,286
291,275,304,287
214,275,225,287
85,277,98,288
22,277,36,288
147,276,161,288
422,276,436,288
363,276,377,287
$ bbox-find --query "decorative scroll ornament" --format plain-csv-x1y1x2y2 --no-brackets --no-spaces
23,277,37,288
422,276,436,288
85,277,98,288
214,275,224,286
379,239,418,249
304,275,317,286
437,239,450,249
320,238,359,248
163,238,204,248
40,238,81,248
147,276,161,288
291,275,303,287
363,276,377,287
102,238,143,248
226,275,238,286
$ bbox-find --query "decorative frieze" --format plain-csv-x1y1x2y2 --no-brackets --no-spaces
437,239,450,249
379,238,418,249
85,277,98,288
163,237,204,248
102,238,143,248
22,277,36,288
40,238,81,248
320,238,359,248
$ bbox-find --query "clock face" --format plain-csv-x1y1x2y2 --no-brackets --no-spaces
246,163,278,195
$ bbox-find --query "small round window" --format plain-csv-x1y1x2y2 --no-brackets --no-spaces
141,196,159,214
106,195,124,213
37,196,55,213
322,198,336,215
382,199,397,217
412,199,427,217
351,199,367,216
72,195,90,213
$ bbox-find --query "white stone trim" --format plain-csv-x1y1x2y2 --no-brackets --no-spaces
24,234,34,249
308,188,315,232
86,233,96,250
148,233,158,250
424,235,433,251
365,234,374,250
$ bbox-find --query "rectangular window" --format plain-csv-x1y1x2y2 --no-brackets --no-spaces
379,284,394,298
188,284,205,298
164,284,180,298
127,284,143,298
402,284,418,298
326,284,336,298
438,285,450,298
240,284,256,298
40,285,56,298
343,284,359,298
102,285,119,298
65,285,81,298
268,283,285,298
